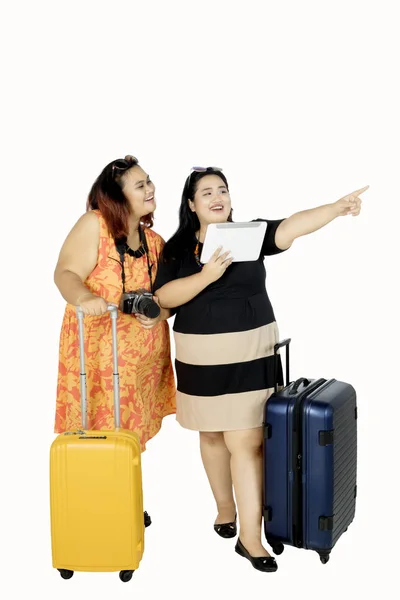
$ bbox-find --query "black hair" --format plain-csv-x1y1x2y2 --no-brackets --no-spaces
162,168,232,262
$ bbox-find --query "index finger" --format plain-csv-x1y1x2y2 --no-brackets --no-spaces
351,185,369,196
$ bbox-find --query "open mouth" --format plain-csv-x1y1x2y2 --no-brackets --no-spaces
145,195,154,203
210,204,224,212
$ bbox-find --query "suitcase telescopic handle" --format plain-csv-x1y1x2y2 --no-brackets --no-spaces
274,338,291,393
76,305,121,430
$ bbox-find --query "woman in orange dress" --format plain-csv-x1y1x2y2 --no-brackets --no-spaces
54,155,176,451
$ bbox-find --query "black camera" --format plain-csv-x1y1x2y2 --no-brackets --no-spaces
119,289,160,318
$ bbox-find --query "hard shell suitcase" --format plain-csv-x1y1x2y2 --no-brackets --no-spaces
50,306,146,582
263,339,357,564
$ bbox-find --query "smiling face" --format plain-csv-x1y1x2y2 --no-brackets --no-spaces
188,174,231,227
119,165,156,218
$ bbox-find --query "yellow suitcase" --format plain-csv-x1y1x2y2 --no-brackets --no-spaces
50,306,147,583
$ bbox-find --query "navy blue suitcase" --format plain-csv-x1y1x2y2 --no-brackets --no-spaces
263,338,357,564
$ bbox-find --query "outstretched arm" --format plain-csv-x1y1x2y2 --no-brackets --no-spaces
275,186,368,250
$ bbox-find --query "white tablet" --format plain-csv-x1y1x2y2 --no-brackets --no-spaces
200,221,267,263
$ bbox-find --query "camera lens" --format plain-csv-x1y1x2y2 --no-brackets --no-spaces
139,297,160,319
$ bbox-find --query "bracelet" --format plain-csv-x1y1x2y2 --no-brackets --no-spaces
76,292,94,305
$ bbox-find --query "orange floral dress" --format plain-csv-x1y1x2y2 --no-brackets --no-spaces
54,210,176,451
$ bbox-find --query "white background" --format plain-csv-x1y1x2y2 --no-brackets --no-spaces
1,0,399,598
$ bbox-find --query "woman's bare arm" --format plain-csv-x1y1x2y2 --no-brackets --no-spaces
54,211,100,305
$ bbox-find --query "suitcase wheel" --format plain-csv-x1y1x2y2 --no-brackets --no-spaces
58,569,74,580
144,511,152,528
319,554,330,565
119,570,134,582
271,542,284,556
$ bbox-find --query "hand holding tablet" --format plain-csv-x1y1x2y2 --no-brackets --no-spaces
201,246,233,283
200,221,267,264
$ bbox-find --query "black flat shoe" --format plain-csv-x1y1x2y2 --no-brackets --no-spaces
214,514,237,539
144,511,152,528
235,538,278,572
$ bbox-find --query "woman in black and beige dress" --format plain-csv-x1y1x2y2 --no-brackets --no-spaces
154,167,366,572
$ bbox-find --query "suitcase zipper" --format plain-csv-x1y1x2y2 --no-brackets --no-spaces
291,378,326,548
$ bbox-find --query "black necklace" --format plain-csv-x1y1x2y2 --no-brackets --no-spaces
114,227,154,294
124,242,146,258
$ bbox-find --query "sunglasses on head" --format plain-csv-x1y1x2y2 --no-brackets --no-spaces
111,155,139,178
190,166,223,175
187,166,223,187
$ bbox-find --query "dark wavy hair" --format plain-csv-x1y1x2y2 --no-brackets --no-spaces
86,157,153,239
162,168,232,262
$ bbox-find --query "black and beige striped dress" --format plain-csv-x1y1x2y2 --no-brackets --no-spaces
154,219,287,432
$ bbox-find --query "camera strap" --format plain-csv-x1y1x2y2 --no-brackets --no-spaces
115,227,154,295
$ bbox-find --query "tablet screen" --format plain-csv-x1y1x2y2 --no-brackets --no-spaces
200,221,267,263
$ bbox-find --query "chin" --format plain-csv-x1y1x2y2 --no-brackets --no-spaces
143,201,156,214
210,213,229,223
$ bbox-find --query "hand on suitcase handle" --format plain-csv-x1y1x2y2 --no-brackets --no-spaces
76,301,118,317
76,302,118,315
